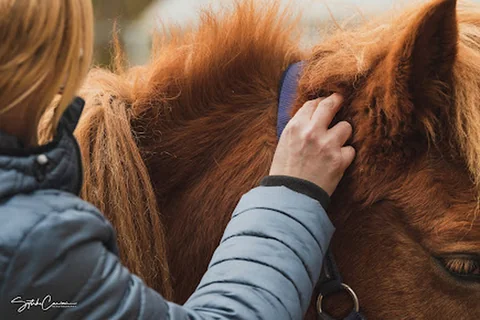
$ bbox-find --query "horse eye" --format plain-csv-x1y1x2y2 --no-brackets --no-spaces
438,256,480,282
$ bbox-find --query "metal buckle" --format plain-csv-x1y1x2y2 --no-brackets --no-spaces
316,283,360,316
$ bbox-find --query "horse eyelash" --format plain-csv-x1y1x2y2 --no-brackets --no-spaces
443,258,480,276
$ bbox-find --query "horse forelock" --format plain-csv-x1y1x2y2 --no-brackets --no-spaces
293,1,480,195
454,19,480,198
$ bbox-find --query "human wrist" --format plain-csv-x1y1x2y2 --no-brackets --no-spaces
259,175,330,210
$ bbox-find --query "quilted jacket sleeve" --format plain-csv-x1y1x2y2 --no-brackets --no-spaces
2,186,334,320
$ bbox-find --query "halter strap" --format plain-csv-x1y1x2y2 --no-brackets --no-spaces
316,251,364,320
277,63,366,320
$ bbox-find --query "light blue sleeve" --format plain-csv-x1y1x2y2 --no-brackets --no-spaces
165,186,335,320
0,186,333,320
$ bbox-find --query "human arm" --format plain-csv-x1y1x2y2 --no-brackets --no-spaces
1,186,332,320
1,94,353,320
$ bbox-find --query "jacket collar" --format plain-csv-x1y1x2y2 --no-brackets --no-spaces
0,97,84,200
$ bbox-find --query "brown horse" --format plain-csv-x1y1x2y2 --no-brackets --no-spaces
72,0,480,318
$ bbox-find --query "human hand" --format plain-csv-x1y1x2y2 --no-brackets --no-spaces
269,94,355,196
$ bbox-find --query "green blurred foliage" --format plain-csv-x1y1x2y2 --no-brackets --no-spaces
92,0,155,65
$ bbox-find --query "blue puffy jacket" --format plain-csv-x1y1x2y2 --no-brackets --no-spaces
0,98,334,320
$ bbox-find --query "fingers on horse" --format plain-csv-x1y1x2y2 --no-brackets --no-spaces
328,121,353,146
311,93,344,130
284,99,321,137
293,98,322,124
341,145,356,168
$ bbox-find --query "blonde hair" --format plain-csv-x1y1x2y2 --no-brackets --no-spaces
0,0,93,144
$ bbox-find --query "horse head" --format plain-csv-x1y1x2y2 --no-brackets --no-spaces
293,0,479,318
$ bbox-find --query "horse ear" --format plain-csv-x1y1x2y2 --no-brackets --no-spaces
356,0,458,165
385,0,458,115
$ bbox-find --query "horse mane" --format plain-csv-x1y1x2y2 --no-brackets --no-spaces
74,67,173,298
454,14,480,193
76,0,301,296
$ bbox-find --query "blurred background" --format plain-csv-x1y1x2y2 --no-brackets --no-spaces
92,0,460,67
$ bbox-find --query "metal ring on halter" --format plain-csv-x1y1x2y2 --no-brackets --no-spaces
316,283,360,315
